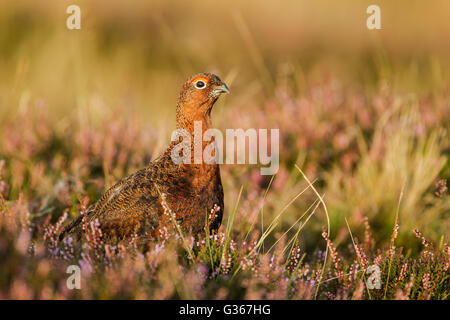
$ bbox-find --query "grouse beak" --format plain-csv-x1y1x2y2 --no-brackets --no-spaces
210,83,230,98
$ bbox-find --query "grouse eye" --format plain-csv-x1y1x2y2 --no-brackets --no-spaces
194,80,206,89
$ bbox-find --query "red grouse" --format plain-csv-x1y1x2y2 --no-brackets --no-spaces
59,73,229,246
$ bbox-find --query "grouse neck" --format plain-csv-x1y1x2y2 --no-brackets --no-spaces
165,113,219,170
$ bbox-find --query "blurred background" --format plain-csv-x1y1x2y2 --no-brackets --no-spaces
0,0,449,252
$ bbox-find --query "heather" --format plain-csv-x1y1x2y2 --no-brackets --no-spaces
0,0,449,299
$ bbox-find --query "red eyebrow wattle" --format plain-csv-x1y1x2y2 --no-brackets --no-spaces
191,76,209,83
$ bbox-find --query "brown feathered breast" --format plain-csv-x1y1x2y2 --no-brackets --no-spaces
59,73,230,246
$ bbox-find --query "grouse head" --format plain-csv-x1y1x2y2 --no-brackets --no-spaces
176,72,230,130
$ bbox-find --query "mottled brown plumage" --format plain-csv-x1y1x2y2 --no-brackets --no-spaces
59,73,230,246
